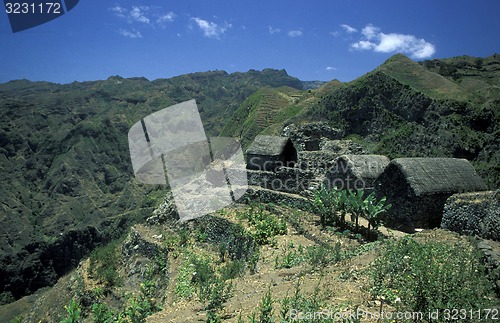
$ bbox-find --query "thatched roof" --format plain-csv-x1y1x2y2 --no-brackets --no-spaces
389,158,487,196
333,155,390,180
246,135,291,156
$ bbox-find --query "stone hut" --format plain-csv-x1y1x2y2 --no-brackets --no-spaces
324,155,390,191
374,158,488,232
246,135,297,171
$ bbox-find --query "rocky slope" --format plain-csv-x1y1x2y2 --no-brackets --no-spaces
0,69,303,304
222,54,499,188
1,53,498,308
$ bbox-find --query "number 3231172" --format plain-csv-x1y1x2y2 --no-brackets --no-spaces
5,2,62,14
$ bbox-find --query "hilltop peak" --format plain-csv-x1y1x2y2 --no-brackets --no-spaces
375,53,467,100
383,53,414,64
378,53,420,71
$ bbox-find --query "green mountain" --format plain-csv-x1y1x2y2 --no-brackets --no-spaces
0,54,498,306
313,54,499,187
222,54,499,188
0,69,303,303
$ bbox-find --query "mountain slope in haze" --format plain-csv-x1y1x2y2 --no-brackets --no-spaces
0,69,303,304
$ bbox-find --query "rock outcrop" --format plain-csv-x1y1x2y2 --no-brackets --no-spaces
441,190,500,241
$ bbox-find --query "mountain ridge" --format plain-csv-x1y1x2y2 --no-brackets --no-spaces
0,55,498,306
0,68,304,304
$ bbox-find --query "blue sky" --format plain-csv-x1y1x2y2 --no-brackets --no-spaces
0,0,499,84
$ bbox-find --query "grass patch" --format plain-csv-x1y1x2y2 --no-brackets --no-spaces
89,240,123,290
370,236,496,318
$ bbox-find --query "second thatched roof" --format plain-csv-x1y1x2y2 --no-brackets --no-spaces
384,158,487,196
332,154,390,180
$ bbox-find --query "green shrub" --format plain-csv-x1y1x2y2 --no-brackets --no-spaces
220,259,246,280
310,186,340,227
240,205,287,245
310,186,391,238
279,281,321,322
248,247,260,274
200,276,233,312
370,236,495,318
306,243,342,268
175,259,197,299
347,190,391,236
258,286,274,323
175,252,234,320
60,299,81,323
123,277,162,322
89,240,122,289
92,302,115,323
275,249,304,269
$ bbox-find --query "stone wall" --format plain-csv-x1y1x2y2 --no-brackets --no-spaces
240,186,312,211
281,122,343,152
246,167,314,195
441,190,500,241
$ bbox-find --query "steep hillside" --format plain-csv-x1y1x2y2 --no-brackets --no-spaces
312,54,499,187
421,54,500,102
376,54,468,101
0,54,498,308
220,87,316,148
0,69,303,304
222,54,499,188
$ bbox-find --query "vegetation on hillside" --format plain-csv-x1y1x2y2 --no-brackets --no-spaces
0,69,303,304
221,54,500,188
15,200,497,322
1,54,498,321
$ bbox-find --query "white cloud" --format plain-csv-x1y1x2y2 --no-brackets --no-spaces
269,26,281,34
340,24,357,33
111,5,176,25
111,5,127,17
192,17,231,39
351,40,375,50
361,24,379,39
326,66,337,71
157,11,175,24
351,24,436,59
130,6,150,24
288,30,303,37
118,28,142,39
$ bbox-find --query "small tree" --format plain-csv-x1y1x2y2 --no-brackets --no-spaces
362,193,391,238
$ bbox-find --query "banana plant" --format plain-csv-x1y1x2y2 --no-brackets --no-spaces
311,186,339,227
363,193,392,238
336,189,349,226
347,189,365,232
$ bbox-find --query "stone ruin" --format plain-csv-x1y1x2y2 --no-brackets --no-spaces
245,122,366,196
244,123,495,236
441,190,499,241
